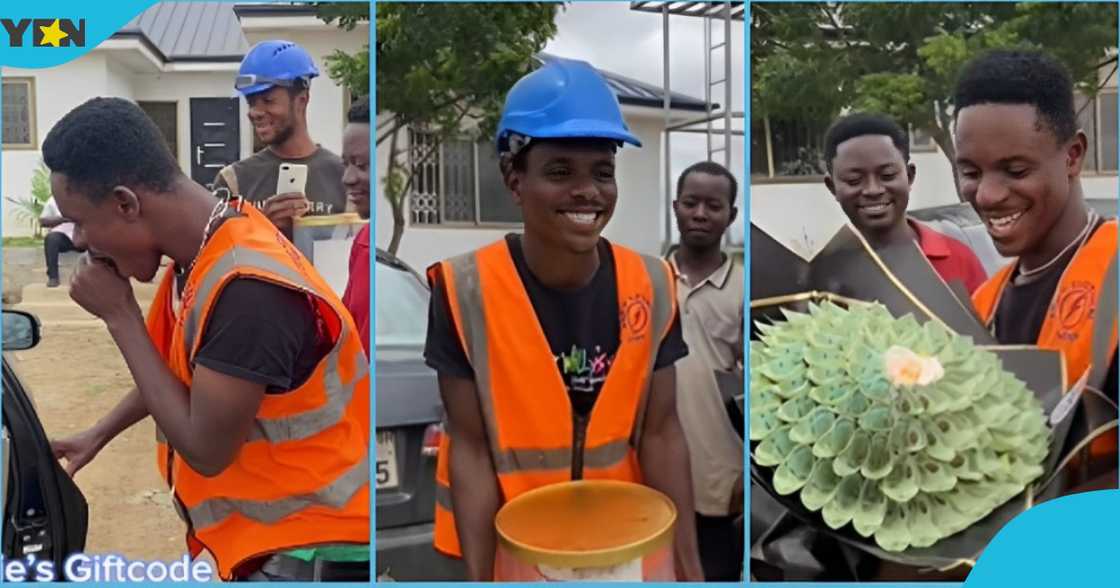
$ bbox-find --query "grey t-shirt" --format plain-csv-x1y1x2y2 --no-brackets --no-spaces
211,146,348,236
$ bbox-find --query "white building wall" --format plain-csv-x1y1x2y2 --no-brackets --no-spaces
129,71,240,176
2,22,366,238
2,54,111,237
105,59,135,100
375,111,668,272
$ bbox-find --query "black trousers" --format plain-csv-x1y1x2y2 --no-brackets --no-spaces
697,512,744,582
44,231,78,280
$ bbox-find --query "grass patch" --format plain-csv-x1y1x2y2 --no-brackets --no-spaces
2,237,44,248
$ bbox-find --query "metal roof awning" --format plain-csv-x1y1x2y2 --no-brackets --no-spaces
536,53,711,112
118,2,248,63
629,1,745,22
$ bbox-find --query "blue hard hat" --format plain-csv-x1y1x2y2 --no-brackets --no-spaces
496,57,641,155
235,40,320,97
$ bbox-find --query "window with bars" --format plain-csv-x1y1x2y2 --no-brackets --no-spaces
408,129,523,226
2,78,36,149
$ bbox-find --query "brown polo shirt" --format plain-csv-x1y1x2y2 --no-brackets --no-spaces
670,252,745,517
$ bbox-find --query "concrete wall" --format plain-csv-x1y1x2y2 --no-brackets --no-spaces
753,56,1120,258
752,143,1120,260
375,110,670,272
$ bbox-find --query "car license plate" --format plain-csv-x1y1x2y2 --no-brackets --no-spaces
376,431,399,490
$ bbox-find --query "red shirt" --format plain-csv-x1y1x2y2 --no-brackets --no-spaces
342,224,370,357
910,219,988,294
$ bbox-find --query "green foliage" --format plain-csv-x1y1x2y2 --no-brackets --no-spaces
5,162,53,237
316,2,369,31
377,2,560,142
752,2,1118,182
376,2,561,253
316,2,370,97
853,74,927,126
750,301,1049,552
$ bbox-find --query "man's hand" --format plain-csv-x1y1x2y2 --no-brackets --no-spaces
69,254,141,325
262,192,310,230
51,426,110,477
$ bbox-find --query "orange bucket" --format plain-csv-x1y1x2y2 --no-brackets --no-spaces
493,480,677,581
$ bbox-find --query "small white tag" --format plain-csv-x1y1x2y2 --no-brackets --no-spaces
1049,368,1091,427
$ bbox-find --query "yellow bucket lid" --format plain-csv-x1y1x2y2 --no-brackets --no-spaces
494,480,676,569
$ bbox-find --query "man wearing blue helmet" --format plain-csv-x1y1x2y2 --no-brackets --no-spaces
423,58,704,581
213,40,348,240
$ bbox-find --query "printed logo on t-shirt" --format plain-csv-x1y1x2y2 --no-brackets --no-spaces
557,344,615,394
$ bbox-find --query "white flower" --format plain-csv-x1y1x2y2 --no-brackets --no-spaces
883,345,945,387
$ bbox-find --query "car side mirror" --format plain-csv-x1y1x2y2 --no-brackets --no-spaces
2,309,41,351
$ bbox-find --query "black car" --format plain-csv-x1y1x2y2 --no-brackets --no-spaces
374,249,464,581
3,309,88,578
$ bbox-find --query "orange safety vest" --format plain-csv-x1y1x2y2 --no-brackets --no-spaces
144,200,370,580
428,239,678,558
972,219,1118,458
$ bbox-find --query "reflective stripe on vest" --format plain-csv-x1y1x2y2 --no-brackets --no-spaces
178,245,368,444
187,458,369,529
147,201,369,579
971,220,1118,459
431,239,676,557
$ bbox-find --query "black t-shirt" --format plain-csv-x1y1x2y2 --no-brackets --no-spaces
424,234,689,416
993,218,1118,402
176,272,332,394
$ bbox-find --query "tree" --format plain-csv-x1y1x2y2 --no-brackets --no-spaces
752,2,1118,199
316,2,370,97
376,2,561,254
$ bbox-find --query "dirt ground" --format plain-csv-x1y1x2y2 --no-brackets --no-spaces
6,253,191,563
8,323,188,560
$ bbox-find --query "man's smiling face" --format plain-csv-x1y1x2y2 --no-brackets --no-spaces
953,103,1083,257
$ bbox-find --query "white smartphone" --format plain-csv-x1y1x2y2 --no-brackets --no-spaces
277,163,308,197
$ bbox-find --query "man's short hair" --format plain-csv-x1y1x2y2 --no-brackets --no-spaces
42,97,180,201
953,49,1077,143
823,113,910,173
677,160,738,206
348,95,370,124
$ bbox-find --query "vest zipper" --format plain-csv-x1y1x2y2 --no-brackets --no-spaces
571,411,589,480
